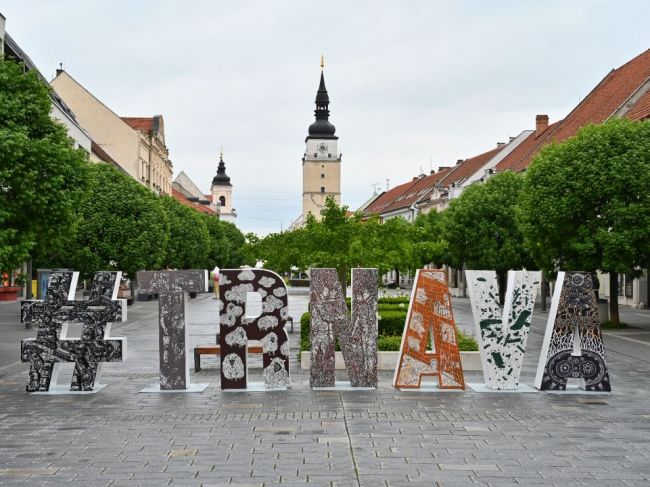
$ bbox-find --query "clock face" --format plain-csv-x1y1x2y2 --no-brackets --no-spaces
317,142,328,153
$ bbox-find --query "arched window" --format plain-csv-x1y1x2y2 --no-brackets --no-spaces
219,196,226,206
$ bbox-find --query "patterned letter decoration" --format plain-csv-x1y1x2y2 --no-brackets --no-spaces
535,271,611,392
21,271,126,392
393,269,464,390
310,268,378,388
137,270,208,390
218,269,290,390
466,270,541,390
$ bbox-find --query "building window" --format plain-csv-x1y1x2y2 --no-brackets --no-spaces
219,196,226,206
321,173,325,178
328,153,331,158
320,187,325,194
314,153,318,157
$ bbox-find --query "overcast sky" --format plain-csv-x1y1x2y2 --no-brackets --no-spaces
3,1,649,235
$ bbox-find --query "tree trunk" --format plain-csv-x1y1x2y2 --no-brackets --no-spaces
26,259,33,299
395,269,400,288
496,270,507,306
609,272,620,324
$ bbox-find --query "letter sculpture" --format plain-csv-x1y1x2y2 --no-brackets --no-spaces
466,270,541,390
21,271,126,392
393,269,464,390
218,269,290,390
535,271,611,392
137,270,208,391
310,268,378,389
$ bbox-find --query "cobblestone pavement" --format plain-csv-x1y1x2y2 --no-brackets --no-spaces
1,289,649,487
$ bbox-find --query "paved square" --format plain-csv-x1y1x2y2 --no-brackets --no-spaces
1,289,649,486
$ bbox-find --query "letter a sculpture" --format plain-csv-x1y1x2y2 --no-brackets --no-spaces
21,271,126,392
466,270,541,390
218,269,290,390
309,268,378,389
535,271,611,392
393,269,464,390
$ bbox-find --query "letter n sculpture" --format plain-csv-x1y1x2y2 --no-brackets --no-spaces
535,271,611,392
466,270,540,390
218,269,290,390
137,270,208,392
393,269,464,390
21,271,126,392
309,268,378,389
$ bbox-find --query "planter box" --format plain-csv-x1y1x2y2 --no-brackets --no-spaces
0,286,21,301
300,351,482,371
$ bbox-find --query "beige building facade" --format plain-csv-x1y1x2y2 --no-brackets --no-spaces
51,70,172,194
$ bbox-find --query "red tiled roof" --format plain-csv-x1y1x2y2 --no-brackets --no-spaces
172,189,215,215
626,90,650,121
440,146,504,186
495,120,562,172
499,49,650,172
121,117,154,132
364,181,413,215
364,168,452,216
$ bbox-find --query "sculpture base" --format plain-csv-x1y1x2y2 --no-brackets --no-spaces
312,381,376,391
139,383,209,393
468,383,536,393
543,384,611,395
222,382,288,392
31,384,107,394
398,383,463,393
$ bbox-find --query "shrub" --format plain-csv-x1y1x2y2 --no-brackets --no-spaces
378,311,407,336
377,335,402,351
299,312,479,352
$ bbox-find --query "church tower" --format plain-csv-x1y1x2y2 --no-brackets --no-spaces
210,150,237,223
302,57,341,221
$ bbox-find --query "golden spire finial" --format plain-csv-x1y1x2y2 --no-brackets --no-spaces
320,54,325,70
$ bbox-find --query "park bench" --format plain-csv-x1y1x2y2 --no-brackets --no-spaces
193,339,263,372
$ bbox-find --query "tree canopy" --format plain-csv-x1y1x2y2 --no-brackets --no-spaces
519,118,650,276
69,164,169,278
0,58,89,277
160,196,209,269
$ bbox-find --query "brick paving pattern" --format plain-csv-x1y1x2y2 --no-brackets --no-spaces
0,289,649,486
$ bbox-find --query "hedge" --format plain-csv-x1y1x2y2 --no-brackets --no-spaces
299,311,478,352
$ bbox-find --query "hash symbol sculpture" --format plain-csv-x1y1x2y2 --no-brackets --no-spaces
393,269,464,390
21,271,126,392
218,269,290,390
137,270,208,390
535,271,611,392
309,268,378,388
466,270,541,390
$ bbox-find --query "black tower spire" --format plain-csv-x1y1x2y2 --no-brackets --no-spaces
212,151,231,186
307,59,337,140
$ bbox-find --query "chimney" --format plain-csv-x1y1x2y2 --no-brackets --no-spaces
456,159,464,165
439,166,451,171
430,169,436,175
536,114,549,136
496,142,505,148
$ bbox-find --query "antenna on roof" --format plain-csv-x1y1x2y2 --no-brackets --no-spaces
371,182,380,195
59,62,63,71
386,178,390,191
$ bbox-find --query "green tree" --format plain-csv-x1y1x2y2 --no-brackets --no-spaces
0,59,88,280
376,216,417,283
412,210,448,268
160,196,210,269
68,164,169,278
518,119,650,323
202,216,249,269
442,171,532,303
